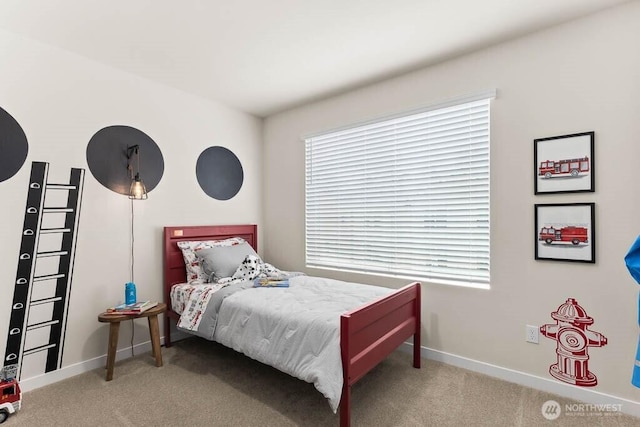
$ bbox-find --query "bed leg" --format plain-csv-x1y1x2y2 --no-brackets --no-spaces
164,313,172,348
340,385,351,427
413,282,421,369
413,332,421,369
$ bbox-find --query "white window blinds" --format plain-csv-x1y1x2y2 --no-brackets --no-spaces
305,97,491,285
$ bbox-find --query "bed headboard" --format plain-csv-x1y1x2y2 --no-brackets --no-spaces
163,224,258,304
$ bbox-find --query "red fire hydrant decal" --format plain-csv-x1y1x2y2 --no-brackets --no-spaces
540,298,607,387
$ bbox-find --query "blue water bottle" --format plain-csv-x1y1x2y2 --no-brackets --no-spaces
125,282,137,305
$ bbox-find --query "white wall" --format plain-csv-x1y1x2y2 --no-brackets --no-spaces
263,1,640,407
0,29,262,380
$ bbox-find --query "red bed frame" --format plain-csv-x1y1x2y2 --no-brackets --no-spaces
163,224,421,427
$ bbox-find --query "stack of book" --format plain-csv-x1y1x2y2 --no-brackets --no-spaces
253,277,289,288
105,300,158,315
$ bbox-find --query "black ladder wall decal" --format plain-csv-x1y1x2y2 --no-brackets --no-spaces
3,161,85,379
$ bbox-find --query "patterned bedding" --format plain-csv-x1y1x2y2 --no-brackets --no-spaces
170,275,394,412
170,282,207,315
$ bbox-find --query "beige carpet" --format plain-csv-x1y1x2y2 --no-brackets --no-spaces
6,338,639,426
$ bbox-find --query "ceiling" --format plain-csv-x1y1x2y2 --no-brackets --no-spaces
0,0,629,117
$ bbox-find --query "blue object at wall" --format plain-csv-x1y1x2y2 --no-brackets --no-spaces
633,337,640,388
625,235,640,285
624,236,640,388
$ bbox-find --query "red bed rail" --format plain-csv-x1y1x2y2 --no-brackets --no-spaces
340,281,421,427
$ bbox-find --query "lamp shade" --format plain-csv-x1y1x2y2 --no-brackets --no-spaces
129,173,147,200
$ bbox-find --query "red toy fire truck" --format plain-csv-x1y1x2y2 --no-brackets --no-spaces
539,226,588,245
538,156,590,179
0,367,21,424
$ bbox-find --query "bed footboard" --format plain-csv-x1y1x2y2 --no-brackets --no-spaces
339,282,421,427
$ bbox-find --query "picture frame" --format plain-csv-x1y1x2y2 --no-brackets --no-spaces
534,131,594,194
535,203,595,263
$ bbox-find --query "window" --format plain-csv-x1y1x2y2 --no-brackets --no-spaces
304,94,492,287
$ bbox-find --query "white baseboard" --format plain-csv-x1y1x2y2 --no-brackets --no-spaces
398,342,640,419
18,336,640,419
19,330,191,393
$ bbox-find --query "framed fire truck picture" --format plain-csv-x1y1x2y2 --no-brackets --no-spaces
534,131,595,194
535,203,595,263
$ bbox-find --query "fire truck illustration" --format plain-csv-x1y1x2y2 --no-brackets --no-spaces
0,367,21,423
540,298,607,387
539,225,588,245
539,156,589,179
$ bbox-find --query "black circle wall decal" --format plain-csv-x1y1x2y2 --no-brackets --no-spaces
196,146,244,200
0,106,29,183
86,125,164,196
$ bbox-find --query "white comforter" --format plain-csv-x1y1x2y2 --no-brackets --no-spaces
206,275,393,412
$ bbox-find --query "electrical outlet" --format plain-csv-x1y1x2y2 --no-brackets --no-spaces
526,325,539,344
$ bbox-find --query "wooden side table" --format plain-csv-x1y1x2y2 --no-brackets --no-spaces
97,302,167,381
